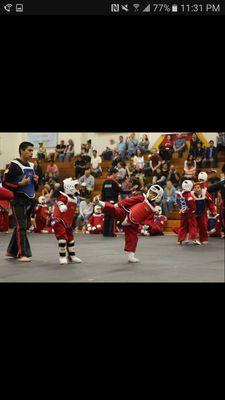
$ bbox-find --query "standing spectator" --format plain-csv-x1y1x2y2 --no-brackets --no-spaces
64,139,74,161
162,180,177,216
116,136,126,161
125,132,138,159
173,134,186,158
37,141,47,161
79,169,95,194
167,165,180,188
194,142,205,170
149,148,162,175
102,146,113,161
216,132,225,156
159,134,174,164
91,150,102,177
138,134,150,154
45,160,59,182
202,140,217,168
133,149,144,169
76,196,94,232
74,154,87,178
189,133,201,157
54,140,66,162
183,155,197,180
208,169,221,203
86,139,93,158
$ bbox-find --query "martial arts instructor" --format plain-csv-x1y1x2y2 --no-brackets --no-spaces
3,141,39,262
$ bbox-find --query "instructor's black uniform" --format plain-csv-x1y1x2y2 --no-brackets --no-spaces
3,159,38,257
101,176,131,236
208,178,225,233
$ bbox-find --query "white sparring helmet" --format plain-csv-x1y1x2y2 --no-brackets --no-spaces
182,180,193,192
147,185,164,202
154,206,162,215
63,178,77,195
198,171,208,182
94,205,102,214
38,196,46,204
73,179,80,186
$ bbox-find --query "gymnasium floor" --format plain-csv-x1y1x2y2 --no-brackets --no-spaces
0,232,224,282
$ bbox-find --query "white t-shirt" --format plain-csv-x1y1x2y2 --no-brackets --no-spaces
133,156,144,168
91,156,102,170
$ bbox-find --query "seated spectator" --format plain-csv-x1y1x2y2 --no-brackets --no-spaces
91,150,102,177
42,183,54,204
216,132,225,156
117,162,127,181
173,134,186,158
34,160,44,184
130,166,145,191
183,154,197,179
116,136,126,161
45,161,59,182
37,141,47,161
81,148,91,166
54,140,66,162
102,146,113,161
79,182,89,199
79,169,95,194
161,163,169,184
208,169,221,203
149,148,162,175
202,140,217,168
64,139,74,161
133,149,144,170
167,165,180,188
125,132,138,159
152,167,165,186
74,154,87,178
162,180,177,216
111,149,120,167
159,134,174,164
138,134,150,154
189,133,201,157
193,142,205,170
76,196,94,232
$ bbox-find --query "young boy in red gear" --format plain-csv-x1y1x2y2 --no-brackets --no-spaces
34,196,53,233
176,180,200,245
191,183,217,244
86,205,104,234
207,211,222,238
95,184,164,263
0,199,10,233
138,206,167,236
51,178,82,264
0,185,14,201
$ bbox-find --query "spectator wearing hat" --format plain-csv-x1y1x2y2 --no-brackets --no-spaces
37,142,47,161
79,169,95,194
91,150,102,177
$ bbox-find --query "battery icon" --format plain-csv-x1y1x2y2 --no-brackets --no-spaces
172,4,178,12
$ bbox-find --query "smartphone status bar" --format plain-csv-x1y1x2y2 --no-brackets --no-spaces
0,1,224,15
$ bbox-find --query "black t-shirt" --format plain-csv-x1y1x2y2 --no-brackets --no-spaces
101,177,131,203
56,144,66,150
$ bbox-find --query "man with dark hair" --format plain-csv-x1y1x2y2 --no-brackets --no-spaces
207,164,225,237
2,141,39,262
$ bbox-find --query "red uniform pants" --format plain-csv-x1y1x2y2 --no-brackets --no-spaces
178,213,198,241
52,220,74,242
0,210,9,232
196,213,208,243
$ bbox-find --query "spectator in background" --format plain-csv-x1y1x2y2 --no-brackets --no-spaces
116,136,126,161
54,140,66,162
138,134,150,154
149,148,162,175
159,134,173,164
86,139,93,158
189,133,201,157
34,160,44,184
183,154,196,180
74,154,87,178
91,150,102,177
125,132,138,159
162,180,177,216
102,146,113,161
64,139,74,161
161,163,169,184
208,169,221,203
79,169,95,194
130,166,145,191
202,140,217,168
117,162,127,181
133,149,144,169
152,167,165,186
111,149,120,167
167,165,180,188
79,182,89,199
216,132,225,156
45,160,59,182
173,134,186,158
37,141,47,161
193,142,205,170
76,196,94,232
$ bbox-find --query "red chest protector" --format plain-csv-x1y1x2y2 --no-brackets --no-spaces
35,205,49,221
129,197,155,224
53,192,77,227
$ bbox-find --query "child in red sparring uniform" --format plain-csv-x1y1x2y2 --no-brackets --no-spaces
51,178,82,264
176,180,200,245
96,185,164,263
191,183,217,244
197,171,208,189
207,210,222,238
34,196,53,233
0,200,10,233
0,185,14,201
86,205,104,234
138,206,167,236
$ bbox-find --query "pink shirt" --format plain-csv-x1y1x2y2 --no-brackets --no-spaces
47,164,59,174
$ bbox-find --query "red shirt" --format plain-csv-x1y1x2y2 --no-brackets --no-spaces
53,192,77,228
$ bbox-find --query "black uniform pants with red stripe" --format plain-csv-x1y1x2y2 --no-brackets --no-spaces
7,196,32,257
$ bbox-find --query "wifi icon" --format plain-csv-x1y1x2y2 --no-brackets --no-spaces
133,4,140,11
